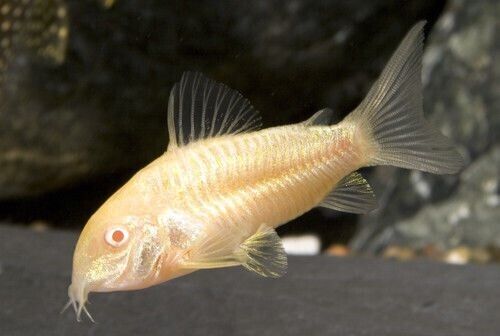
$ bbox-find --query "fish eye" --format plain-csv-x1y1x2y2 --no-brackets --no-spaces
105,227,129,247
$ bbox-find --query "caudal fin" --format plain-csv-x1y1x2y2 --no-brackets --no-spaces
344,21,463,174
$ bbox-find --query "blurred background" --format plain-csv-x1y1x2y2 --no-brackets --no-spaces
0,0,498,264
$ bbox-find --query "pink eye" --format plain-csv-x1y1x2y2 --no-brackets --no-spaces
105,227,129,247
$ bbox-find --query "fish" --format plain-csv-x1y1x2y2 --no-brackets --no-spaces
64,21,463,321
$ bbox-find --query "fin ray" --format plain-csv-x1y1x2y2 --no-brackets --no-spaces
302,108,335,126
320,172,377,214
167,72,262,149
182,224,287,278
344,21,463,174
239,224,287,278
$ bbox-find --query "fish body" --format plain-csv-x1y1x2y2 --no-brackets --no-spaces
73,123,360,290
155,122,362,232
66,22,463,321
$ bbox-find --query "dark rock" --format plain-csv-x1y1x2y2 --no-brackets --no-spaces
0,0,445,199
1,224,500,335
351,0,499,251
390,146,500,249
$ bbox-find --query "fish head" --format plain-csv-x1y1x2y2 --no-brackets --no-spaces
66,207,169,321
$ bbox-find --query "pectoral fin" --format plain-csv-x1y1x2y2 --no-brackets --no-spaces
238,224,287,277
182,224,287,278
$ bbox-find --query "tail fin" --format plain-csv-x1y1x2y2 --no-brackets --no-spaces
344,21,463,174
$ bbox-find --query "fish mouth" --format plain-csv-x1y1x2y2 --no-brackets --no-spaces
61,249,131,322
61,282,94,322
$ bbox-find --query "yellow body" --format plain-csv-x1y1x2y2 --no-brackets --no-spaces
65,22,463,321
154,123,362,233
75,123,361,289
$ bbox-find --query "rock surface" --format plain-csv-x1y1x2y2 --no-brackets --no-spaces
390,146,500,249
351,0,500,252
0,0,444,199
1,224,500,336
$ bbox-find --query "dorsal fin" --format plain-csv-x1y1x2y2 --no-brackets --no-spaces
167,72,262,149
302,108,335,126
319,172,377,214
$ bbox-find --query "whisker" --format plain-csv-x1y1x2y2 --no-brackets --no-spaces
83,305,95,323
76,304,83,322
71,299,78,314
60,299,73,314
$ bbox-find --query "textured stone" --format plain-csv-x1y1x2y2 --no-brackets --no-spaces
351,0,500,251
0,0,443,199
391,146,500,249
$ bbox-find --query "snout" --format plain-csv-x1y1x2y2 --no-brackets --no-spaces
64,246,130,321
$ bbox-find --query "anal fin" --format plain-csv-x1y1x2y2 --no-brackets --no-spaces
181,224,287,278
320,172,377,214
